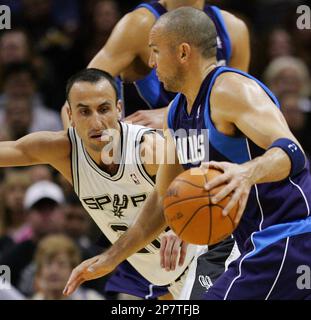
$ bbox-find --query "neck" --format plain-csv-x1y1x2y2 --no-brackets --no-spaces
182,58,217,113
160,0,205,11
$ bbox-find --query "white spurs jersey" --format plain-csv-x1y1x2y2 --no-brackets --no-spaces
68,122,197,285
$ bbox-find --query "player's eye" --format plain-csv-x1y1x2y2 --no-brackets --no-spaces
80,109,90,116
99,106,110,113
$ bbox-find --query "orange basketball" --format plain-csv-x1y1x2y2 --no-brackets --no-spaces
163,167,238,245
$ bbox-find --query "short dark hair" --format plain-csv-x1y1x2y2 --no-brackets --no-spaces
155,7,217,59
66,68,118,104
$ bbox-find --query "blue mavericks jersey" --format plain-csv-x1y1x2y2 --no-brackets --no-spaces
122,1,232,113
167,66,311,252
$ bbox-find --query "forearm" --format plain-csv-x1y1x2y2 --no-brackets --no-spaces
243,148,292,184
104,189,167,265
0,141,34,167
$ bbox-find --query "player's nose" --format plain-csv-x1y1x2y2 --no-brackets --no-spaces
148,52,156,69
90,114,104,130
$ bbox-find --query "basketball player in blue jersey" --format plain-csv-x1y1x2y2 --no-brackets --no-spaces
0,69,199,300
62,0,250,129
63,8,311,300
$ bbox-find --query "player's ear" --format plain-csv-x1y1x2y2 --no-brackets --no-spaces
67,103,75,127
179,43,191,63
116,99,123,120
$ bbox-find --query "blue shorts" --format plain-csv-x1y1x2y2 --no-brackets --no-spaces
204,218,311,300
104,260,169,299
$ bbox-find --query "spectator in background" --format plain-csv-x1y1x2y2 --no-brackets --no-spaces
63,193,100,258
28,165,53,183
0,30,32,66
0,180,65,296
267,28,293,60
63,194,113,296
32,234,104,300
13,0,82,108
72,0,121,68
0,171,32,259
263,56,311,97
279,92,311,158
0,30,62,110
0,97,33,141
0,63,62,135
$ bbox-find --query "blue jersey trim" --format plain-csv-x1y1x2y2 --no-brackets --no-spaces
210,6,232,63
247,216,311,259
204,67,280,164
136,3,161,18
134,69,162,109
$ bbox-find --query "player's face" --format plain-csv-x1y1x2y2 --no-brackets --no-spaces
149,27,184,92
69,80,122,152
37,252,73,294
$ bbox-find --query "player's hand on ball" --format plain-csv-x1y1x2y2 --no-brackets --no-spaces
201,161,253,226
160,230,188,271
63,253,115,296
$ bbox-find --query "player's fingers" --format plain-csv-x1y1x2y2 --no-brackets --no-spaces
124,110,148,122
160,236,168,268
134,119,150,126
63,257,98,294
63,276,85,296
211,181,236,204
178,242,188,267
63,268,82,295
169,238,182,271
63,266,83,293
163,236,174,271
204,173,230,191
124,113,144,124
234,192,249,225
201,161,227,171
124,111,140,121
222,188,242,216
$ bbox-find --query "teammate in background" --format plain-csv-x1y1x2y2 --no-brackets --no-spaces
63,8,311,300
0,68,197,299
62,0,250,129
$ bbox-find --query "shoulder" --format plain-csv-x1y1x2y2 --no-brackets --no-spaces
220,9,248,32
212,71,255,98
106,7,156,52
116,7,156,38
211,72,253,111
210,72,268,121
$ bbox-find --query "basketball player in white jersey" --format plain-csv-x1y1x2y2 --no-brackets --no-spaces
0,68,196,299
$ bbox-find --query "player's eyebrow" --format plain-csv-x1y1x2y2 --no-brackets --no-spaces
98,101,113,107
77,103,89,108
148,43,156,48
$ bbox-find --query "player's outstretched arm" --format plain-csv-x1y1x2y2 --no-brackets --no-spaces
203,73,302,224
0,131,67,167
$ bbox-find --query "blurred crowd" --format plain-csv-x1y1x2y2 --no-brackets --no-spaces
0,0,310,300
